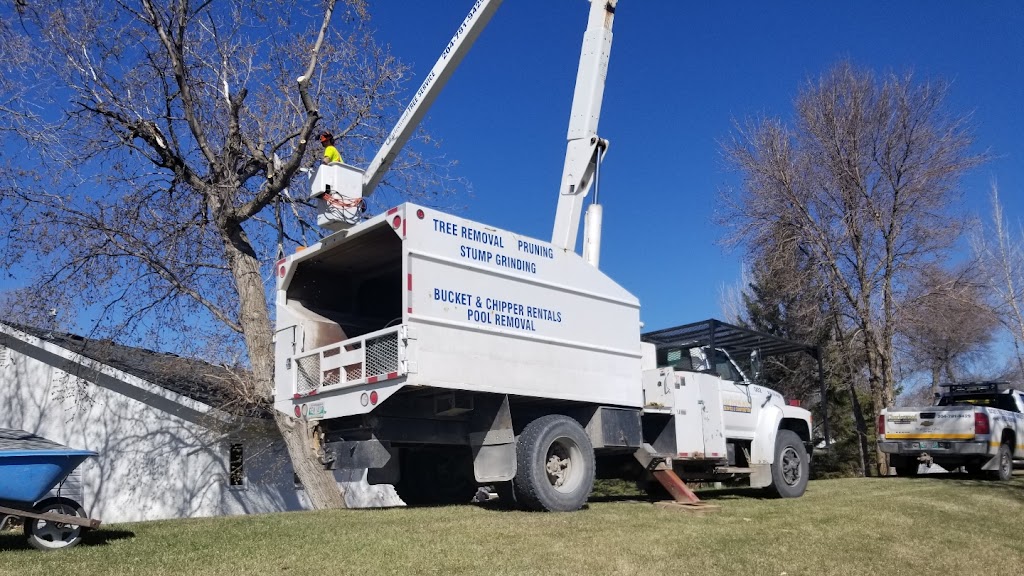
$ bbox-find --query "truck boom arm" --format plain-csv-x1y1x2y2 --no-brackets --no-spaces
361,0,503,198
551,0,617,253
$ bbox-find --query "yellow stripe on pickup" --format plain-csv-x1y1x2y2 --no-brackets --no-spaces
884,433,975,440
988,442,1024,449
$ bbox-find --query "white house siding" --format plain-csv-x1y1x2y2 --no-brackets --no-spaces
0,328,308,523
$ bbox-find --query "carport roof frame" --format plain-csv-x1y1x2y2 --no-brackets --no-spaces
641,318,819,360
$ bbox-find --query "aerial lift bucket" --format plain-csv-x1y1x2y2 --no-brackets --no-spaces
311,162,365,231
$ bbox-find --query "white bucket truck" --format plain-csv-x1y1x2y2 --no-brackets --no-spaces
273,0,814,511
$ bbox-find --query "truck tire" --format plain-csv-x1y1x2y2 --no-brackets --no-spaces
23,497,87,551
767,430,809,498
512,415,595,512
989,443,1013,481
395,447,477,506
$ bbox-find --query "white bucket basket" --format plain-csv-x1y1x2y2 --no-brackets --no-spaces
311,162,365,231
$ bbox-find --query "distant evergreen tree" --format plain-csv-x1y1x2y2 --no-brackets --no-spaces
737,227,873,477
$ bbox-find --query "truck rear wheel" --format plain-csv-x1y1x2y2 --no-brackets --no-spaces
513,415,595,512
989,443,1013,481
767,430,809,498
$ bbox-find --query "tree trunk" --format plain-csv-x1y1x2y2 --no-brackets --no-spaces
274,412,346,508
877,335,896,476
848,381,869,477
861,330,889,477
943,363,956,386
223,225,346,509
870,388,888,476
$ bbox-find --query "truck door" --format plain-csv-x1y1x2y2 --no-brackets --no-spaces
672,373,707,457
697,376,728,459
710,349,755,438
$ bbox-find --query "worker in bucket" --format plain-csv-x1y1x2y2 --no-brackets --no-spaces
319,131,343,164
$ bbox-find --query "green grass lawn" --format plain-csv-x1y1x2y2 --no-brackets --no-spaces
2,476,1022,576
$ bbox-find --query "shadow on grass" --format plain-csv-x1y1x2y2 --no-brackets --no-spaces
587,494,649,503
941,474,1024,502
691,487,777,501
0,528,135,552
471,500,603,513
878,470,1024,502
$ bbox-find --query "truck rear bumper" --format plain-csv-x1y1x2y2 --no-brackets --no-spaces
878,440,989,456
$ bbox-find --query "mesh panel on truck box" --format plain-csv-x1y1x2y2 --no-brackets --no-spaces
296,354,320,394
292,329,401,394
366,330,399,377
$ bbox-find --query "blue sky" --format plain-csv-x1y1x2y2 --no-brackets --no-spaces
367,0,1024,332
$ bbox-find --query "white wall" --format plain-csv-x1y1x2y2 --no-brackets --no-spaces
0,330,308,523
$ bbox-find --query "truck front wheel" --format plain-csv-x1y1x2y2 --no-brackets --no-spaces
767,430,809,498
513,415,595,512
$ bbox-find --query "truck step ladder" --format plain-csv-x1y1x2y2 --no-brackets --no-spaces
634,444,720,513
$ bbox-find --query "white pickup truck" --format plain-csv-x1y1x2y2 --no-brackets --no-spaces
878,382,1023,480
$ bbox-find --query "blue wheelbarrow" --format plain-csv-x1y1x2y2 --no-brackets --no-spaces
0,429,101,550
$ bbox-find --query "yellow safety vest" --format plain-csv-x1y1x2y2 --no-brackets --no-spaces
323,145,342,164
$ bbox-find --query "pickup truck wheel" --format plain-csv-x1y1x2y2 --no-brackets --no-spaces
989,443,1013,481
513,415,595,512
24,497,87,551
767,430,809,498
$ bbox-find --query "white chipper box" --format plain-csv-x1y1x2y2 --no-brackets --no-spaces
273,203,643,421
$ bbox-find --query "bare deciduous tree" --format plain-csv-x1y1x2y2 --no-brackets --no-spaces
0,0,460,508
720,61,983,475
898,264,998,397
731,222,874,476
973,185,1024,377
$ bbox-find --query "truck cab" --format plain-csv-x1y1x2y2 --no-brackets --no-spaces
638,322,818,497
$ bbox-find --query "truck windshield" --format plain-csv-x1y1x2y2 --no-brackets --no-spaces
655,347,746,382
937,394,1020,412
710,349,745,382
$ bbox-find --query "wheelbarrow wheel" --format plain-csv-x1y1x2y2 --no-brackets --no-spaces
24,497,87,551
